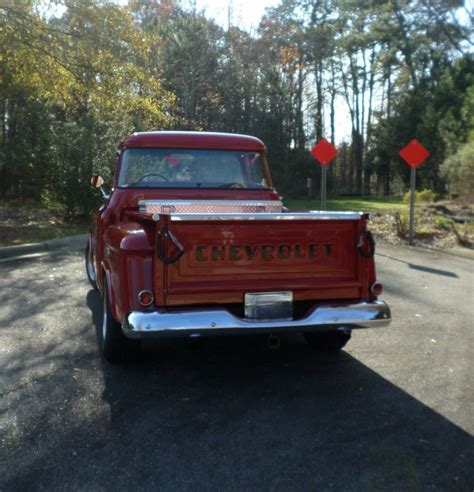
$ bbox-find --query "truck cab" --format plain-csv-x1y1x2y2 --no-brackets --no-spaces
86,131,391,362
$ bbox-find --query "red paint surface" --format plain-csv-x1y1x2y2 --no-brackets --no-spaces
399,139,430,168
155,214,367,307
311,138,338,166
120,131,266,152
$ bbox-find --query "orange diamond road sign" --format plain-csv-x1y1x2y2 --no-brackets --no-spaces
399,139,430,168
311,138,338,166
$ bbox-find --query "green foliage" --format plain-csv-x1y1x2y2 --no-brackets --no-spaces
435,216,450,231
417,189,437,203
393,210,435,239
394,212,408,238
0,1,176,215
368,55,474,196
0,0,472,215
441,138,474,199
403,189,437,204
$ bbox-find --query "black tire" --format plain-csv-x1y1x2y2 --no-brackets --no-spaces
304,331,351,352
85,240,98,290
100,278,139,363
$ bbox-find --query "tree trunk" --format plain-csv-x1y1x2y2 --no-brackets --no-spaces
1,97,6,199
296,56,305,151
330,59,336,145
391,0,418,87
363,46,376,196
315,59,323,142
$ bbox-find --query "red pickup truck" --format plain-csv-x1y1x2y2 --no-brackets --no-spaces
86,131,391,362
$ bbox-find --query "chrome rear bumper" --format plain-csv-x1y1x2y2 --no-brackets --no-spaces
122,300,391,339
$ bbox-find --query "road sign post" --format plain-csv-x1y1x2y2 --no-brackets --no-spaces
311,138,337,210
409,167,416,245
399,139,430,246
321,167,327,210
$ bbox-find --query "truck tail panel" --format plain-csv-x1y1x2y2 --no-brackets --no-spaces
153,212,370,306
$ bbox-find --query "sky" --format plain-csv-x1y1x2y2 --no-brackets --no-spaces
193,0,279,32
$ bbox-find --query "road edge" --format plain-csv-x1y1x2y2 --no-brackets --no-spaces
0,234,87,260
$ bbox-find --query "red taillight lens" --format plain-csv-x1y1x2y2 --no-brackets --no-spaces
371,282,383,296
138,290,154,307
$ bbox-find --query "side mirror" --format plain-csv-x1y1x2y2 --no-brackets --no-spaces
90,175,109,200
90,175,104,188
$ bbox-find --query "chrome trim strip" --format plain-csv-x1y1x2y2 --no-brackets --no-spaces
122,301,391,339
168,212,363,221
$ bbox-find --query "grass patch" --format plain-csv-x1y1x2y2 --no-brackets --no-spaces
0,222,88,248
284,196,407,213
0,202,89,247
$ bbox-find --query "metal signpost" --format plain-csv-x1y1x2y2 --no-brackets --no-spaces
321,167,327,209
311,138,338,210
399,139,430,245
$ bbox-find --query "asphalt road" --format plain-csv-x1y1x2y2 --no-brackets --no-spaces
0,243,473,491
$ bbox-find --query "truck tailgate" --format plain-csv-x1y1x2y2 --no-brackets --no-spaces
153,212,369,306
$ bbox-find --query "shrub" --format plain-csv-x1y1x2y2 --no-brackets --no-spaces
394,212,408,237
417,189,437,203
403,189,437,204
441,139,474,199
435,216,450,230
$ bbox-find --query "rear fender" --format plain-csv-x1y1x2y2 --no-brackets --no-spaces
120,231,154,315
103,225,154,322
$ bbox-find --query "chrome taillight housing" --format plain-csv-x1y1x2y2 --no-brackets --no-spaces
138,290,154,307
370,282,383,296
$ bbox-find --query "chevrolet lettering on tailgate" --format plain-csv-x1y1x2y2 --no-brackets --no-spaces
195,243,333,262
86,131,391,363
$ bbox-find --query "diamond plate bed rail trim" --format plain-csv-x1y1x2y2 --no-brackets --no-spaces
139,199,283,215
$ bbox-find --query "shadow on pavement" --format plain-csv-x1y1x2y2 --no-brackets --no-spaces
2,284,473,491
376,252,459,278
407,263,459,278
86,290,473,490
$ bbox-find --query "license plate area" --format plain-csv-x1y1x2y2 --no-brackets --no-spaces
244,291,293,321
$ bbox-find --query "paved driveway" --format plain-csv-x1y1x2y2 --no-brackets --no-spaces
0,243,473,490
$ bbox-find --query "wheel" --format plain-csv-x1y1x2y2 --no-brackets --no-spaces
304,331,351,352
99,278,139,363
85,240,97,290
